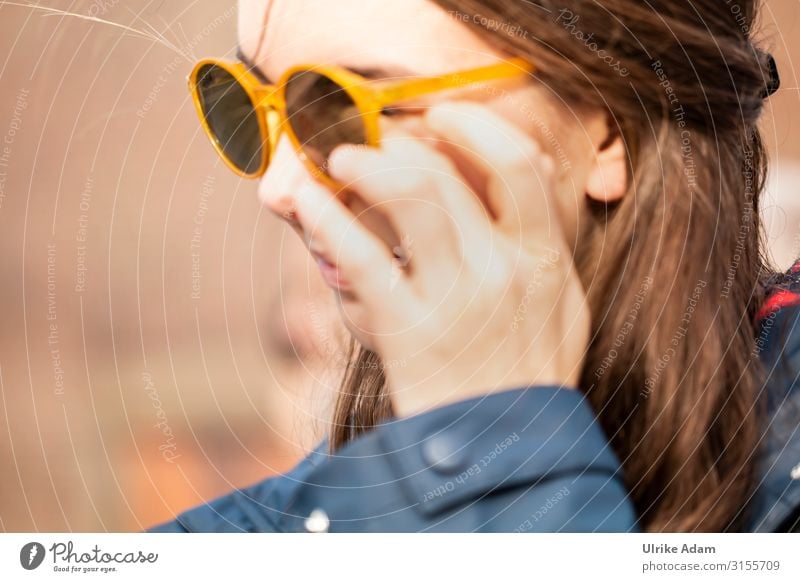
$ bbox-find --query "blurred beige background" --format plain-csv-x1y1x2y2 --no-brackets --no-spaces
0,0,798,531
0,0,346,531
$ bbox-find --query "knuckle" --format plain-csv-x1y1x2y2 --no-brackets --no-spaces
354,168,422,204
538,152,556,176
476,253,515,295
390,138,450,172
503,138,539,172
390,165,438,198
372,155,440,200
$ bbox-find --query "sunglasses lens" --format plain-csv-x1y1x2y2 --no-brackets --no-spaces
284,70,368,176
195,63,265,175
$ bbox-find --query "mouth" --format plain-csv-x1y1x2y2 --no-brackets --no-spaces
298,191,404,295
291,216,352,292
310,248,352,292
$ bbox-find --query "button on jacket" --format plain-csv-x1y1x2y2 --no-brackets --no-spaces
147,295,800,533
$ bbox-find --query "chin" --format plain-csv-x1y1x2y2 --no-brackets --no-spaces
332,290,377,352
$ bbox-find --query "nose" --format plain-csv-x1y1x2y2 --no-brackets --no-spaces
257,134,324,225
257,133,402,262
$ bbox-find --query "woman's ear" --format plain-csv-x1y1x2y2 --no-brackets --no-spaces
585,124,627,203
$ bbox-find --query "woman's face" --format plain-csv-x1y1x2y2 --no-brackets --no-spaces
238,0,622,350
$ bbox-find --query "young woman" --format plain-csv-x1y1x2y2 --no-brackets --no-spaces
149,0,799,532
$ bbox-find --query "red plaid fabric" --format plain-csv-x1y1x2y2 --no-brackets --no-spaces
756,258,800,324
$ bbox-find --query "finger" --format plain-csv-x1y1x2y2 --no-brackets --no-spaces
425,101,562,247
329,128,486,238
292,179,413,304
327,128,489,277
382,124,490,236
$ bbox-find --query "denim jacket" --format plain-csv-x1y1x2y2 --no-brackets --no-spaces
147,279,800,533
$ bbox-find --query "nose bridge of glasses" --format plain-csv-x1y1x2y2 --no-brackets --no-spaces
254,86,283,110
265,108,283,157
252,89,285,156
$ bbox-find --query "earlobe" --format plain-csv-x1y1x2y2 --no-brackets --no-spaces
585,133,628,203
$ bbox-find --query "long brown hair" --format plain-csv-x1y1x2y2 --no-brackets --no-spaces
329,0,775,532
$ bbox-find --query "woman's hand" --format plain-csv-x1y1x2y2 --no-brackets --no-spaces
293,101,590,417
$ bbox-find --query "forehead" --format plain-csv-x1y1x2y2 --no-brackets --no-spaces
237,0,502,79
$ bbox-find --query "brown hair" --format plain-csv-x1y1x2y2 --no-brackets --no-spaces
329,0,775,532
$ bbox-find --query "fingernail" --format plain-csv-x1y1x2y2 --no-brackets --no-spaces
426,101,471,129
328,143,366,174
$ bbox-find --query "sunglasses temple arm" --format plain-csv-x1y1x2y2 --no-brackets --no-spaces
372,58,533,107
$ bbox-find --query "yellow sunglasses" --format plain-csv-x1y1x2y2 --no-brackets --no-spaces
188,57,534,187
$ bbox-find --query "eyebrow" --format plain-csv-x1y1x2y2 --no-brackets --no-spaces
235,45,418,85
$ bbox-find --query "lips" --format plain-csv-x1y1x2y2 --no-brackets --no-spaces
310,248,351,291
308,245,330,264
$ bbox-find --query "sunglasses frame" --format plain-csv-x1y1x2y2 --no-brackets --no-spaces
188,57,534,187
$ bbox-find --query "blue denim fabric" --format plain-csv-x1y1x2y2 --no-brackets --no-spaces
147,310,800,533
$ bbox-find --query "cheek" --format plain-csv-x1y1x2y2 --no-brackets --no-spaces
333,294,377,351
